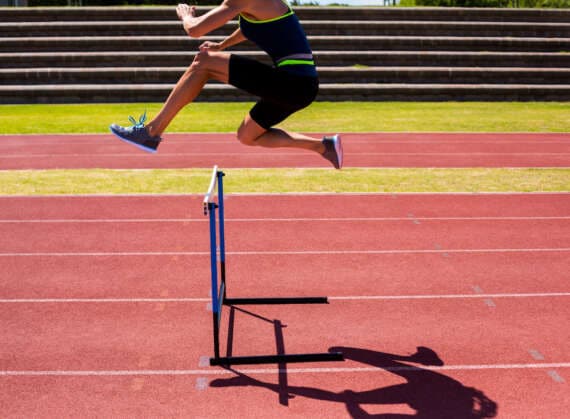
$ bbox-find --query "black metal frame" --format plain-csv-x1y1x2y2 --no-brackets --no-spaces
204,168,343,366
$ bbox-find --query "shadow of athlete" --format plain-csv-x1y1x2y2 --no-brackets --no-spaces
210,346,498,418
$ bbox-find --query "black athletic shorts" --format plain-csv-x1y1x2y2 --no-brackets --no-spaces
228,54,319,130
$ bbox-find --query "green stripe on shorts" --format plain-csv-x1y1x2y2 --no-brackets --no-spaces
277,59,315,67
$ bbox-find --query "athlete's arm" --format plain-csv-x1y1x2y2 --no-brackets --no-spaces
177,1,244,38
200,27,246,52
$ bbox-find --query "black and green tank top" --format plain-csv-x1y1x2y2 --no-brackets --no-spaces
239,2,317,77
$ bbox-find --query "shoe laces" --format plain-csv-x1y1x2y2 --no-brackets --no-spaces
127,111,147,129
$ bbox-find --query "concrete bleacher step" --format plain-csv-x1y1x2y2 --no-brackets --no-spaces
2,35,569,53
1,83,568,103
2,50,568,69
2,6,569,23
2,66,568,86
2,20,569,38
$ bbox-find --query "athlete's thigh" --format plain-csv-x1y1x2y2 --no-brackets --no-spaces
193,50,231,83
228,54,279,99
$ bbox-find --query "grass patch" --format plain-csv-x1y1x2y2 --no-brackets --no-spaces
1,168,568,195
1,102,569,134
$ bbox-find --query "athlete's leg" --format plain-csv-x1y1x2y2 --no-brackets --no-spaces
237,112,326,154
146,50,230,137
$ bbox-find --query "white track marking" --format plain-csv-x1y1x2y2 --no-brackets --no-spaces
1,216,569,223
0,192,569,198
1,248,570,257
329,292,570,301
2,152,569,158
3,363,570,377
1,292,569,304
0,298,210,303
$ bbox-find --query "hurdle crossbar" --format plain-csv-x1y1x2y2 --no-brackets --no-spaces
203,167,343,366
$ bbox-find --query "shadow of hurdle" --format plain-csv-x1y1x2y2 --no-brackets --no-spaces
211,343,498,418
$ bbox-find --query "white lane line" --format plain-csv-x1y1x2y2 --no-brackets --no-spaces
2,216,569,223
0,218,202,223
328,293,570,301
472,285,497,307
0,251,211,257
0,192,569,199
2,293,569,304
1,139,567,145
1,248,570,257
2,152,569,158
0,298,210,304
3,363,570,377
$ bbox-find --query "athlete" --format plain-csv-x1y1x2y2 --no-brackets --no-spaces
110,0,343,169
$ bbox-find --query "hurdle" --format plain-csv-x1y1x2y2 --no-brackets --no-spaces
203,166,344,366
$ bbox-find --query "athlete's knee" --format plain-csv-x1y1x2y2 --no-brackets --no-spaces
188,50,206,72
236,122,260,146
236,129,258,146
188,50,216,76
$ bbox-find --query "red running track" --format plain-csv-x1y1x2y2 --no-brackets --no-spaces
1,132,569,169
1,193,569,417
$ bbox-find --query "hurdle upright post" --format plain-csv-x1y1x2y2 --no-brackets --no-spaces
217,170,227,298
207,200,220,360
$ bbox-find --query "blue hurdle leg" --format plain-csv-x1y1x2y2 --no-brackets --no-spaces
208,202,220,359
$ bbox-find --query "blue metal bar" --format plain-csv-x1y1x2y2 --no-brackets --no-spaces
217,171,226,268
208,201,221,358
217,171,227,302
208,202,219,315
217,281,226,327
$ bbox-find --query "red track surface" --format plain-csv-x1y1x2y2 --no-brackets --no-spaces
1,193,569,418
1,133,569,169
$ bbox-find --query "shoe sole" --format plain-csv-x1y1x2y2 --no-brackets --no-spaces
333,134,343,169
110,127,158,154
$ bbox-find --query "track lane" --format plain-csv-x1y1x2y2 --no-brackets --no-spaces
2,193,569,220
2,217,568,254
2,193,569,418
3,297,568,372
1,368,568,418
2,194,568,300
1,251,569,300
1,133,569,168
2,298,569,417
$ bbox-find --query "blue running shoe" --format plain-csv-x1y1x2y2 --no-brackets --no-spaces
109,112,162,153
322,134,343,169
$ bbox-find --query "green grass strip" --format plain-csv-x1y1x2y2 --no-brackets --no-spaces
1,102,569,134
1,168,568,195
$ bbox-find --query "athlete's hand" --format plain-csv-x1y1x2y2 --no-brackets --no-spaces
176,3,196,21
199,41,223,52
177,3,198,36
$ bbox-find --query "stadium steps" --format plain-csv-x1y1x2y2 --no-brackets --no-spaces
1,51,568,68
2,66,568,85
1,20,569,37
0,6,569,103
1,6,568,22
1,35,569,53
1,83,568,104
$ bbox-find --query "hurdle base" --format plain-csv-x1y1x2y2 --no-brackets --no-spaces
224,296,329,305
209,351,344,366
